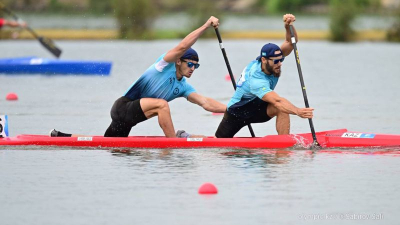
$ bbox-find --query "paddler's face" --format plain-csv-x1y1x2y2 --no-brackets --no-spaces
177,59,199,78
261,51,283,77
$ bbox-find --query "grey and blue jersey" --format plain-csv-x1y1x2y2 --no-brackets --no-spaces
227,60,279,116
124,53,196,102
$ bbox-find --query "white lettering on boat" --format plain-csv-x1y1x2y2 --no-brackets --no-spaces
187,138,203,142
30,58,43,65
0,117,3,138
342,133,362,138
0,115,8,138
77,137,93,141
341,133,376,138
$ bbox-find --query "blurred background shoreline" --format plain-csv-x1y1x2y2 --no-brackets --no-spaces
0,14,395,41
1,0,400,41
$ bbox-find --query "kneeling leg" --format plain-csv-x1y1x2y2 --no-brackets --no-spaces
267,104,290,135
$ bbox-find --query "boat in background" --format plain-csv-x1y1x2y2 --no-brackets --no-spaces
1,129,400,149
0,56,112,75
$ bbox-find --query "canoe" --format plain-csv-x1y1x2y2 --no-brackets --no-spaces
1,129,400,149
0,56,112,75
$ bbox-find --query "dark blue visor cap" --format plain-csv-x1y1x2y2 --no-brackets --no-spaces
180,48,199,62
256,43,282,60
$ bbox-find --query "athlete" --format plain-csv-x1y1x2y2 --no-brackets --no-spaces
215,14,314,138
51,16,226,138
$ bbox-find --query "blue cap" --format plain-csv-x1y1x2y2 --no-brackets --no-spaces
256,43,282,60
180,48,199,62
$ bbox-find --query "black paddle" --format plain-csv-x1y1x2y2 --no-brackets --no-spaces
0,3,62,58
214,28,256,138
288,25,319,147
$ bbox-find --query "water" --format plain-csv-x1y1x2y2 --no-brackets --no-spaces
1,40,400,225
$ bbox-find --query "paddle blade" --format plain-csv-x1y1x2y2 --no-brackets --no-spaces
310,140,321,149
38,37,62,58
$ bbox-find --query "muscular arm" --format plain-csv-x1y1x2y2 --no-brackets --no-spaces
187,93,226,113
262,91,313,118
262,91,299,115
281,14,298,57
163,16,219,63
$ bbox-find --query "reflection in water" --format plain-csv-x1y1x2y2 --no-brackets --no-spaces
110,147,400,162
220,148,400,169
111,148,173,158
222,149,315,166
109,148,199,171
107,147,400,180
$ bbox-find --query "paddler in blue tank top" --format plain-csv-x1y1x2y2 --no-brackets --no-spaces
50,16,226,138
215,14,314,138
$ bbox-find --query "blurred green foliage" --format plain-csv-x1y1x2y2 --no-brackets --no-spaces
354,0,381,10
0,0,385,14
112,0,158,39
89,0,113,14
387,7,400,42
329,0,357,42
112,0,223,39
177,0,223,37
256,0,380,14
48,0,65,12
257,0,326,14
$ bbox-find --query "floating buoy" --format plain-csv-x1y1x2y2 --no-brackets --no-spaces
198,183,218,194
6,93,18,101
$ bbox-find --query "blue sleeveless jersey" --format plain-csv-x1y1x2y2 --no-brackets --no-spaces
227,60,279,114
124,53,196,102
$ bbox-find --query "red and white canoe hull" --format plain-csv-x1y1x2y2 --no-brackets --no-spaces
1,129,400,149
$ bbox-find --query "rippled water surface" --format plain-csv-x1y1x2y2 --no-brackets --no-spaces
1,40,400,225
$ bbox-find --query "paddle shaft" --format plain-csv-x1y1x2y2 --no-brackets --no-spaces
214,28,256,138
289,25,319,145
1,5,62,58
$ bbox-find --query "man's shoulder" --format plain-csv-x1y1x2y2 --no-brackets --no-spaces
246,60,259,69
154,53,178,72
246,60,261,75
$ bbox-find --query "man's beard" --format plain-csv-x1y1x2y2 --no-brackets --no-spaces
266,63,281,77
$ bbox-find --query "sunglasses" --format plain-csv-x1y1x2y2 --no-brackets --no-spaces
267,57,285,64
182,60,200,69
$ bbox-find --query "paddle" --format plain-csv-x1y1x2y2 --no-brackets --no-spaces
0,3,62,58
214,28,256,138
288,25,319,147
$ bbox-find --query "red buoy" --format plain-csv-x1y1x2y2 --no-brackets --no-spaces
198,183,218,194
6,93,18,101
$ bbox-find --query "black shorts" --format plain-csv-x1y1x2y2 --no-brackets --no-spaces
215,99,272,138
104,96,148,137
